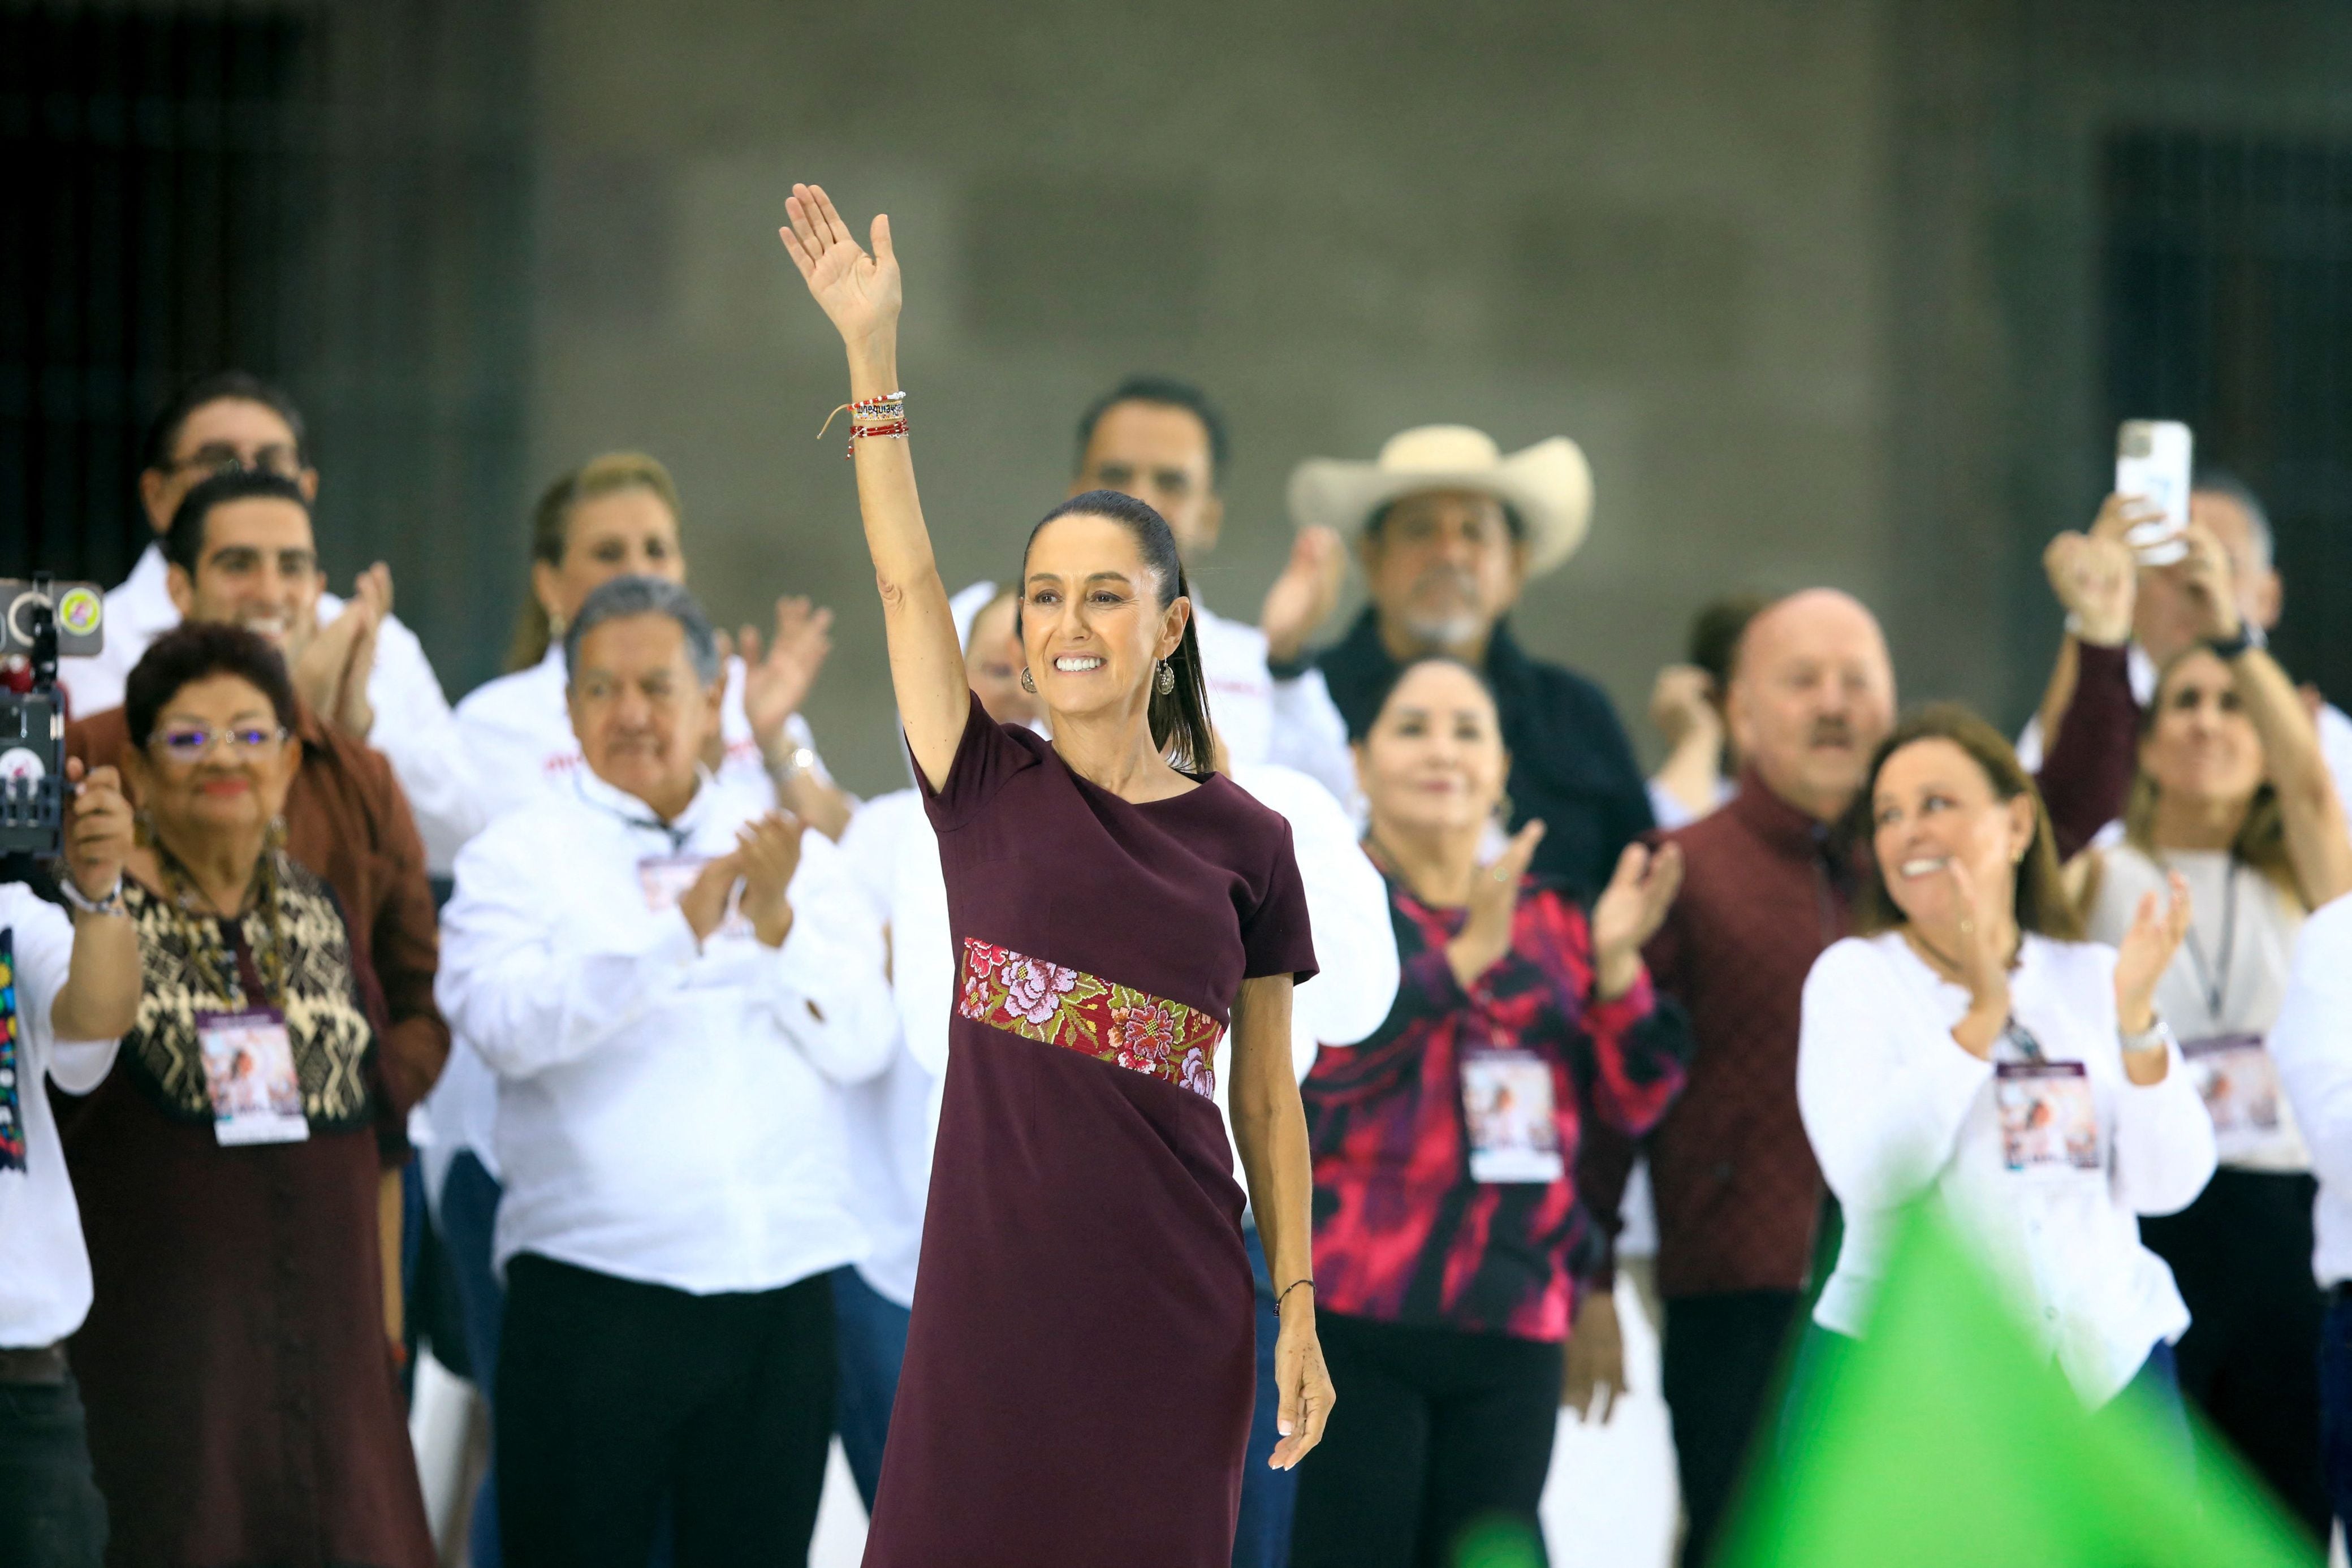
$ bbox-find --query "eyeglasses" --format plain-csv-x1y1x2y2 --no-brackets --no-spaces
151,725,288,763
166,443,304,480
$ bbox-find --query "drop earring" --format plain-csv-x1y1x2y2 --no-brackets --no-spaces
1020,667,1037,694
1155,660,1176,696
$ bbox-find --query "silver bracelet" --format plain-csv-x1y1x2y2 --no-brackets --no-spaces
2120,1016,2172,1055
769,744,818,781
56,875,126,918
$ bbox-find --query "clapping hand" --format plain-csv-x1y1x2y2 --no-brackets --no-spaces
1259,526,1347,666
2043,496,2140,648
1446,820,1546,991
739,596,835,753
733,811,808,949
677,848,746,946
2114,870,2193,1037
1940,854,2017,1024
778,183,900,350
1591,841,1683,1001
293,563,391,737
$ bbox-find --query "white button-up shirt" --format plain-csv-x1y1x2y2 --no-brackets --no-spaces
0,885,123,1348
2267,892,2352,1287
1191,597,1357,810
59,544,487,874
425,645,838,1191
435,768,891,1294
1799,931,2216,1406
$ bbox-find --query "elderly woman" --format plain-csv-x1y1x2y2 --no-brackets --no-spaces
782,182,1327,1566
1798,705,2215,1427
59,621,433,1567
2071,521,2352,1532
437,575,892,1568
1288,655,1689,1568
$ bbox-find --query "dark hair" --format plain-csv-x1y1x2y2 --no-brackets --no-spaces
126,622,300,751
163,469,313,577
1365,496,1527,543
1074,377,1230,485
1690,591,1770,688
1850,703,2082,941
141,370,308,473
509,451,687,671
1019,489,1218,774
564,575,721,686
1355,654,1499,745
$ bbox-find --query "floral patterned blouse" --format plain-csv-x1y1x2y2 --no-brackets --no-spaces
1302,864,1693,1340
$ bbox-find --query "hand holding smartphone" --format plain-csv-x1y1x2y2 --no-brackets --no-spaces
2114,419,2193,565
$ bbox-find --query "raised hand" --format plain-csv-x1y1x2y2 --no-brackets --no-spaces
778,183,901,351
1591,841,1682,1000
733,811,808,949
740,596,835,750
62,758,133,902
1647,664,1719,751
1941,854,2016,1019
2044,502,2138,648
677,849,745,946
2166,522,2243,643
291,565,389,738
1259,526,1348,665
1447,820,1546,991
2114,870,2192,1036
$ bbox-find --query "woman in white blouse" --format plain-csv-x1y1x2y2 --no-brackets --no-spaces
1798,704,2215,1419
2068,522,2352,1532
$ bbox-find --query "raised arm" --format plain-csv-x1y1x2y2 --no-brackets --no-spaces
2173,522,2352,908
778,183,967,790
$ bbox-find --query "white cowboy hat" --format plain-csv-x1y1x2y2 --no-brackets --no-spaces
1287,425,1593,577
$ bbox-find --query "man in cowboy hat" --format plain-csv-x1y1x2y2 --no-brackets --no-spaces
1282,424,1651,899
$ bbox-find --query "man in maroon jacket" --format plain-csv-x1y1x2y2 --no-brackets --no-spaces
1581,589,1894,1568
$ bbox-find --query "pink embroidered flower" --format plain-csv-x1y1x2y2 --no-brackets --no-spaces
1180,1046,1215,1099
999,956,1078,1026
1109,1000,1184,1073
959,942,1005,1017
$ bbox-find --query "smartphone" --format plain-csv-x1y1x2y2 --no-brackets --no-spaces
2114,420,2193,565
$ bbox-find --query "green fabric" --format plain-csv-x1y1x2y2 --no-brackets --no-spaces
1718,1208,2318,1568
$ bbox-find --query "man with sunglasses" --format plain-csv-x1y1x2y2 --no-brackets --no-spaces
58,372,483,873
67,469,450,1219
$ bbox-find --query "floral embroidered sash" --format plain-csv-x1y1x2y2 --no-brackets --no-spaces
958,939,1222,1100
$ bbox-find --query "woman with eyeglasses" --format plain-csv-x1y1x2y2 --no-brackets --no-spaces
57,623,435,1568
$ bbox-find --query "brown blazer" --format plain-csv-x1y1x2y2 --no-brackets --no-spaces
70,701,451,1121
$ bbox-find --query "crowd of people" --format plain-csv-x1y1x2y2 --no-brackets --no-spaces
3,176,2352,1568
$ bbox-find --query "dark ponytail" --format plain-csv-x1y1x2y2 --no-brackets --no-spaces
1022,488,1219,775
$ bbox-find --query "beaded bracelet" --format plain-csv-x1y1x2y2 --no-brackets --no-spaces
844,418,909,457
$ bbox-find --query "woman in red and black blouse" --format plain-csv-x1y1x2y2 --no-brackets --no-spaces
1291,656,1693,1568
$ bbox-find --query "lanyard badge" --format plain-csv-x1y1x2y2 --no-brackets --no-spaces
195,1008,309,1146
2181,1033,2286,1161
1460,1047,1565,1184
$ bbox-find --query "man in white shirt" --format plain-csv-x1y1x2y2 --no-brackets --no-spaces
2264,892,2352,1539
0,761,141,1568
436,576,892,1567
1070,377,1357,805
57,372,483,872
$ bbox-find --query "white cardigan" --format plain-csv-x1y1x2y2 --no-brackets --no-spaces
1798,931,2216,1406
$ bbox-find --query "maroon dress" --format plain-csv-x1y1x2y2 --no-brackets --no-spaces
862,694,1318,1568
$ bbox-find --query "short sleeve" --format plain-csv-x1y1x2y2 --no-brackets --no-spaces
1240,818,1320,983
915,691,1043,833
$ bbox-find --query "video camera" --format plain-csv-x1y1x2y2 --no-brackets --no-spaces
1,575,105,858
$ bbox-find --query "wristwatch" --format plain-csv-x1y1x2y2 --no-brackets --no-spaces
770,745,818,780
57,874,127,918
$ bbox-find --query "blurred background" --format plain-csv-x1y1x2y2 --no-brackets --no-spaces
8,0,2352,793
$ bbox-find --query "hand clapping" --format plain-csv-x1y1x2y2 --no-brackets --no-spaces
1591,841,1684,1001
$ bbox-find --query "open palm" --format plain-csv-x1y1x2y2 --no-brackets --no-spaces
778,183,900,347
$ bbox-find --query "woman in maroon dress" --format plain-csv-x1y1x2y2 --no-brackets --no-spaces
780,182,1335,1567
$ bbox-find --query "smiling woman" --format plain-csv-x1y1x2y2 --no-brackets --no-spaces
778,181,1332,1566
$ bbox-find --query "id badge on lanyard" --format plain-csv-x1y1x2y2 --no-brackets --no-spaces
637,854,748,940
196,1008,310,1146
1460,1048,1565,1184
1993,1061,2101,1177
2181,1033,2286,1161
